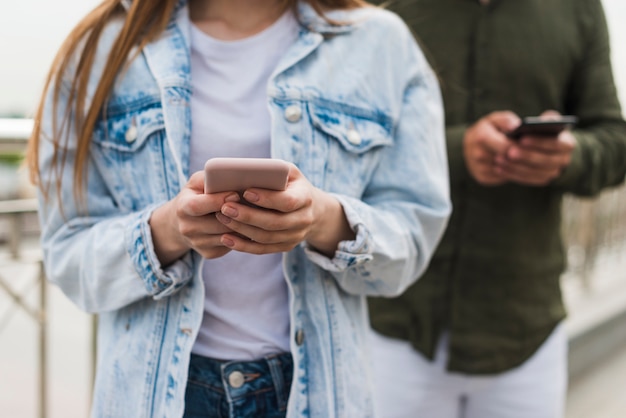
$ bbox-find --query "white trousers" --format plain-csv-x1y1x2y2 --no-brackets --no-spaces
369,324,567,418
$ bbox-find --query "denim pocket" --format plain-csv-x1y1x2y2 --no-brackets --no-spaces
309,102,393,154
307,101,394,196
91,104,168,211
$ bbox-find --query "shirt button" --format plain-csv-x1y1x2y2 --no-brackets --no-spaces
295,329,305,346
125,125,138,143
347,129,361,145
284,105,302,123
228,371,245,388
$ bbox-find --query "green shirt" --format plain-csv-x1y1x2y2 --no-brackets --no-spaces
368,0,626,374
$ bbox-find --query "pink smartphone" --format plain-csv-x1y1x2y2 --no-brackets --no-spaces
204,157,290,194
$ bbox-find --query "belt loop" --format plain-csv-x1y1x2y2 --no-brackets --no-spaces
267,355,289,410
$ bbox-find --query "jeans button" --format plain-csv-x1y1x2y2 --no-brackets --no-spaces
228,371,245,388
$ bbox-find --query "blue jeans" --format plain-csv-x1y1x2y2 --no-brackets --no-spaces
183,352,293,418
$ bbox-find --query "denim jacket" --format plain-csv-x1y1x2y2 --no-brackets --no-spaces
37,2,450,417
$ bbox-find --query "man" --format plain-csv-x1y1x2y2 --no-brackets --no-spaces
367,1,626,417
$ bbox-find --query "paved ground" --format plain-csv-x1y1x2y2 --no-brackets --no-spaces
566,345,626,418
563,248,626,418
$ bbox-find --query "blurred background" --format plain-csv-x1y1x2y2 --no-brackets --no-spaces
1,1,625,417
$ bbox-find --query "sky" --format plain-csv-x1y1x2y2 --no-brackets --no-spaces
1,0,625,116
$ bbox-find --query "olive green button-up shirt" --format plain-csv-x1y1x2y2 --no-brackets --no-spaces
368,0,626,373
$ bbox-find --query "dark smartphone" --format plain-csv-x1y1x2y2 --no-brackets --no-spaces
509,115,578,140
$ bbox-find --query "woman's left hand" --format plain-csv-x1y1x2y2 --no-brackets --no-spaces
215,163,355,257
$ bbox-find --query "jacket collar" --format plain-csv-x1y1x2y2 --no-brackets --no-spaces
295,1,357,35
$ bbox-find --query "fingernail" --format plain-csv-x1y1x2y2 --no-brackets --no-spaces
221,206,237,217
221,236,235,247
243,191,259,202
225,193,240,203
215,213,231,224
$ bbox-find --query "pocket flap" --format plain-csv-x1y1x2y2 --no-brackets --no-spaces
93,106,164,152
309,103,393,154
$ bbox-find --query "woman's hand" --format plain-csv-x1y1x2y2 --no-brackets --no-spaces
149,171,240,266
214,163,355,257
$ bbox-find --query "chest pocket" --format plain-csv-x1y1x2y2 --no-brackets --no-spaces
92,105,168,211
307,102,393,196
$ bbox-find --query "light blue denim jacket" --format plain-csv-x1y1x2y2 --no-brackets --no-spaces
37,1,450,417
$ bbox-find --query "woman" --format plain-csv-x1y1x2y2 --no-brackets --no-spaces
27,0,451,416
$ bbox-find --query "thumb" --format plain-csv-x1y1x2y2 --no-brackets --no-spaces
187,170,206,192
487,111,521,133
539,109,562,120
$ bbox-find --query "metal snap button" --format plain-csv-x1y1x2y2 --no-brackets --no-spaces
295,329,305,346
125,124,138,143
228,370,245,388
284,105,302,123
346,129,361,145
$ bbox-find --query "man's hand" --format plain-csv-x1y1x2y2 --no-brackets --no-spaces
464,110,576,186
495,111,576,186
463,111,520,185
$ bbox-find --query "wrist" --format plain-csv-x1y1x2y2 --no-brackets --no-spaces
150,201,189,266
306,190,354,257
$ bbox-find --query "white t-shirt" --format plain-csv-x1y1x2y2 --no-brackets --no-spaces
189,11,299,360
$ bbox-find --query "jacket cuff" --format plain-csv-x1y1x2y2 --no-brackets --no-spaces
125,204,194,299
304,195,373,272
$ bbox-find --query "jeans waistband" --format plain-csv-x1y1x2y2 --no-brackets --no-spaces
185,352,294,417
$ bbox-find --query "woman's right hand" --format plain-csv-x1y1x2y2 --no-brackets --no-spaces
149,171,239,266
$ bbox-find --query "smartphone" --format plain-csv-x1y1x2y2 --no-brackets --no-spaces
509,115,578,139
204,157,290,194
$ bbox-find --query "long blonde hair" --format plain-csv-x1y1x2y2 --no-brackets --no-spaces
27,0,366,203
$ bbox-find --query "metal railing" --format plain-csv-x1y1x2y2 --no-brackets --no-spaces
0,118,48,418
0,202,46,418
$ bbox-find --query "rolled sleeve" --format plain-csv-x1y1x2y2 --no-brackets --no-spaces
126,204,194,299
304,196,374,272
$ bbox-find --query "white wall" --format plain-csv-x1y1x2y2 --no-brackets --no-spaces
0,0,101,116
